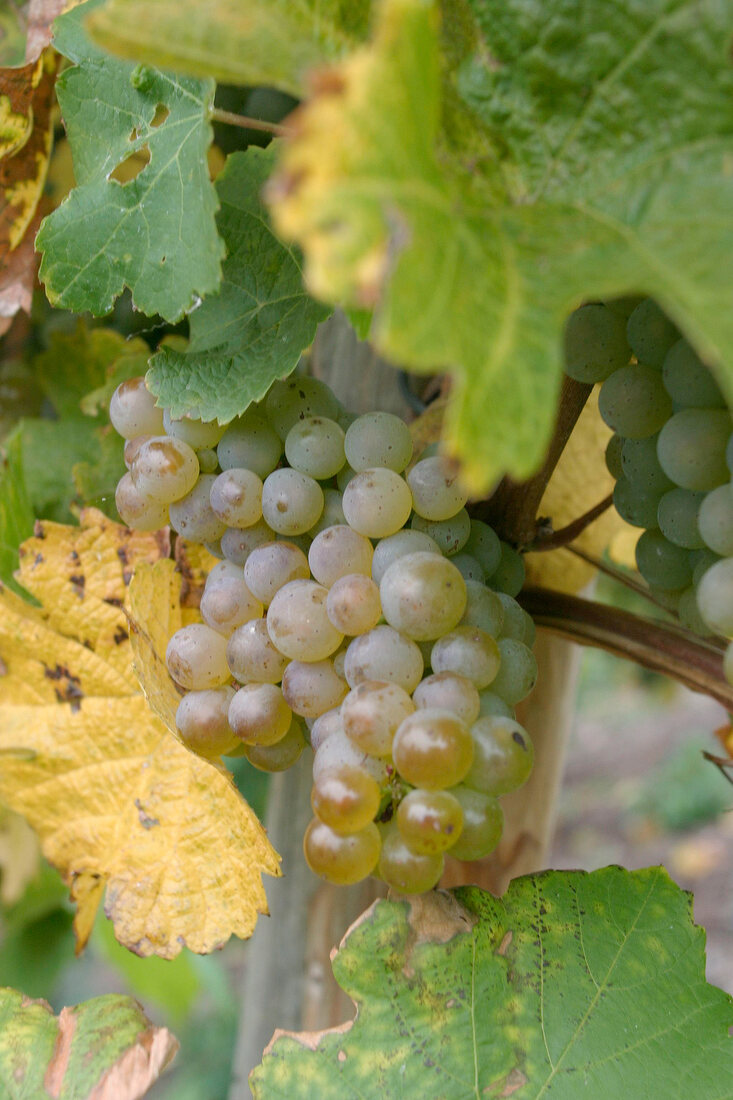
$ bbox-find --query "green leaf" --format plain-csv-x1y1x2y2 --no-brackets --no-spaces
36,0,224,322
86,0,371,96
0,988,178,1098
252,868,733,1098
18,418,101,522
266,0,733,492
0,430,34,594
147,147,330,422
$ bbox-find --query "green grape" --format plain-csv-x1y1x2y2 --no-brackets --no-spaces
342,468,413,538
677,587,713,637
662,340,725,408
308,489,347,537
285,416,346,479
448,787,503,861
217,408,283,478
657,488,705,549
200,573,263,636
115,472,170,530
109,377,164,438
698,484,733,555
695,558,733,636
163,408,225,449
377,824,444,893
379,552,467,641
267,579,343,661
282,658,348,718
407,456,468,521
598,365,673,438
262,468,324,535
477,691,514,719
464,716,534,797
209,468,264,528
613,477,662,529
371,529,441,585
626,299,678,367
130,435,199,503
411,509,471,555
724,641,733,687
344,625,424,693
175,686,238,758
449,553,485,583
304,819,381,885
605,434,624,480
244,717,306,771
220,520,275,566
463,519,502,577
336,463,357,492
166,623,231,690
495,592,526,642
430,626,501,690
228,682,292,746
169,475,227,543
244,541,310,606
312,728,389,786
635,530,693,590
309,525,373,587
265,376,340,440
691,548,722,587
396,789,464,854
657,409,731,490
487,542,525,597
311,765,382,835
522,610,537,648
459,580,504,637
563,303,630,383
197,447,219,474
344,411,413,473
490,639,538,705
620,435,673,493
413,672,480,725
342,680,415,757
226,618,289,684
603,295,644,320
392,708,474,789
326,574,382,636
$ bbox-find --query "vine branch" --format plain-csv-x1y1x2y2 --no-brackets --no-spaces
210,108,290,137
528,493,613,551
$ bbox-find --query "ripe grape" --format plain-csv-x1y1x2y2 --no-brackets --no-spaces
371,529,441,585
459,580,504,637
226,618,289,684
698,484,733,556
244,541,310,606
377,824,444,893
228,683,292,746
304,819,381,885
392,708,474,789
285,416,346,479
166,623,231,690
311,765,382,834
310,707,343,751
396,789,463,854
267,579,343,661
495,592,526,641
413,672,480,725
326,574,382,636
220,520,275,565
266,376,340,439
163,409,225,449
411,508,471,555
262,468,324,535
344,411,413,473
448,787,503,861
379,552,467,641
447,553,484,583
109,377,164,438
308,489,347,536
244,717,306,771
282,658,348,717
175,686,238,758
344,625,424,693
407,456,468,521
209,468,264,528
696,558,733,636
309,525,373,587
430,626,501,689
217,408,282,478
342,468,413,538
169,475,227,543
130,435,199,503
115,472,169,530
464,716,534,796
489,639,538,705
341,680,415,757
312,728,388,784
477,691,514,719
200,573,263,635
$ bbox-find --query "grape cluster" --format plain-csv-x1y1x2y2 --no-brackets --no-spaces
565,297,733,677
110,375,538,893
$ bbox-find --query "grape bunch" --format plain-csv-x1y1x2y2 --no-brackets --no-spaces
565,296,733,678
110,374,538,893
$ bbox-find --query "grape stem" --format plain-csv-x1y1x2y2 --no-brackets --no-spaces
528,493,613,551
521,586,732,710
209,108,290,137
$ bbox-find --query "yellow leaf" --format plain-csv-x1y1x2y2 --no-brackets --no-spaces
0,510,279,958
0,804,40,906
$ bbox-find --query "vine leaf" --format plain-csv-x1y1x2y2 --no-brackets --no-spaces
0,988,178,1099
265,0,733,492
251,869,733,1099
147,147,330,423
0,511,279,959
36,0,224,321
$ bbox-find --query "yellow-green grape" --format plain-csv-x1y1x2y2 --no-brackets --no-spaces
341,680,415,757
308,489,347,537
464,716,534,797
626,298,679,367
262,468,324,535
490,639,538,705
244,541,310,606
200,572,263,636
266,376,340,440
166,623,231,690
460,580,504,637
698,483,733,556
312,728,389,785
311,764,382,835
310,707,342,751
379,551,467,641
657,409,731,490
396,789,464,855
724,641,733,686
163,408,225,449
175,686,238,758
430,626,501,689
635,530,693,591
282,658,348,718
326,574,383,636
209,468,264,528
496,593,527,641
332,640,349,681
677,587,713,637
228,683,292,746
563,302,630,383
169,475,227,543
342,468,413,538
464,519,502,577
487,542,526,597
220,520,276,566
413,672,480,725
599,365,673,439
450,553,485,583
377,824,444,893
303,818,381,885
336,463,357,492
411,509,471,555
244,717,306,771
267,579,344,661
605,434,624,479
130,435,199,503
285,416,346,479
407,456,468,521
696,558,733,636
226,618,289,684
309,525,374,587
115,472,170,530
477,691,514,719
449,787,503,861
197,447,219,474
392,709,474,789
109,377,164,438
217,408,283,478
344,625,424,693
344,411,413,473
662,339,725,408
371,529,441,585
123,434,153,469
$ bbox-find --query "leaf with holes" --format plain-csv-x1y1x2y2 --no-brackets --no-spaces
252,869,733,1099
147,146,330,422
36,0,223,321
